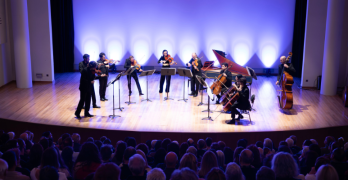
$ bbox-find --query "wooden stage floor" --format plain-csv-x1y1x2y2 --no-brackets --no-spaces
1,72,347,133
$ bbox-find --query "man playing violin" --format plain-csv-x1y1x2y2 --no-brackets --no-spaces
276,56,296,85
216,63,233,104
97,52,113,101
75,61,106,119
78,54,100,109
124,55,144,96
158,50,175,93
227,77,251,124
187,53,202,97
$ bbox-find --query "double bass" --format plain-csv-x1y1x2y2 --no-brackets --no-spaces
278,52,293,109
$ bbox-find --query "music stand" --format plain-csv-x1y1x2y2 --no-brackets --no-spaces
196,75,213,121
123,67,136,105
161,68,176,101
177,68,193,102
106,72,123,118
140,70,156,102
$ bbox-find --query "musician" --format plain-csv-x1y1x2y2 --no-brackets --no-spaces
187,53,202,97
124,56,144,96
227,77,251,124
276,56,296,85
75,61,106,119
97,52,110,101
158,50,175,93
78,54,100,109
216,63,233,104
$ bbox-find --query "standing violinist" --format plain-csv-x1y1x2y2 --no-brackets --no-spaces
75,61,106,119
158,50,175,93
187,53,202,97
216,63,233,104
227,77,251,124
276,56,296,85
124,55,144,96
97,52,113,101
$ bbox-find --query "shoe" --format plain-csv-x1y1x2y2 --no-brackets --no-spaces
237,114,244,120
104,98,108,101
139,93,144,96
82,106,85,109
93,105,100,108
85,114,94,117
193,93,198,97
227,119,236,124
216,100,220,104
100,98,105,101
159,90,163,93
75,112,81,119
188,92,195,96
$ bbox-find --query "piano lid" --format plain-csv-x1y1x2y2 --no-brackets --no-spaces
213,49,257,80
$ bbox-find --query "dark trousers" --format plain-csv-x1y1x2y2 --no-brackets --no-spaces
217,87,229,100
99,76,108,99
230,103,241,119
159,75,171,93
91,85,97,106
190,74,201,94
75,90,91,116
127,72,142,93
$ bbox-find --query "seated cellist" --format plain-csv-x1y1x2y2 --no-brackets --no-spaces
216,63,233,104
227,77,251,124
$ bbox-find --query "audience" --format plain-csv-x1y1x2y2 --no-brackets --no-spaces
74,142,101,180
315,164,339,180
120,147,136,180
206,167,226,180
1,151,30,180
225,162,244,180
256,166,275,180
128,154,147,180
0,159,7,180
179,153,197,173
272,152,304,180
239,149,257,180
164,152,177,180
171,167,199,180
94,162,121,180
198,151,218,178
147,168,165,180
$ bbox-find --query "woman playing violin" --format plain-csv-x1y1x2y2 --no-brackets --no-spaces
216,63,233,104
186,53,202,97
124,55,144,96
158,49,175,93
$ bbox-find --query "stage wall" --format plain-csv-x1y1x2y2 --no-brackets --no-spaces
73,0,296,71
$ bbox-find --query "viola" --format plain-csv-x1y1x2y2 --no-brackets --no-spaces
164,55,177,65
192,58,199,71
131,60,141,70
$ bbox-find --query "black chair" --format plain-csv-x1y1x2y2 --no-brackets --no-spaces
238,94,255,123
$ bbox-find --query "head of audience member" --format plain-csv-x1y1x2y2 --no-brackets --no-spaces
256,166,275,180
285,138,294,147
303,151,319,169
167,142,180,157
218,141,226,150
303,139,313,148
165,152,178,169
154,148,166,165
7,132,14,140
172,141,179,145
310,139,318,145
62,137,73,149
272,152,299,179
330,142,338,153
4,140,18,152
17,138,26,155
146,140,151,150
151,140,157,150
309,144,321,156
211,142,219,150
25,130,34,142
179,142,189,159
39,165,59,180
197,139,206,150
225,162,244,180
20,133,28,141
216,150,225,168
278,145,291,153
39,138,49,150
1,151,17,171
237,139,247,149
99,136,107,143
233,147,245,165
161,138,171,150
111,141,127,165
331,148,345,162
0,159,8,179
94,162,121,180
247,145,261,167
171,167,199,180
239,149,253,167
86,137,94,142
324,136,335,148
61,146,73,165
206,167,226,180
154,140,162,151
94,140,103,150
100,145,113,162
123,147,136,165
75,142,101,166
186,146,197,156
255,141,263,148
262,153,274,168
198,151,218,177
71,133,80,144
136,150,149,169
316,164,339,180
135,143,149,156
301,146,309,158
147,168,166,180
206,137,213,149
314,156,330,171
0,133,9,146
179,153,198,172
29,144,44,168
40,147,65,170
8,148,20,166
289,135,297,145
223,147,234,164
42,131,52,139
187,138,194,146
279,141,288,147
129,154,146,176
103,138,111,145
263,138,273,150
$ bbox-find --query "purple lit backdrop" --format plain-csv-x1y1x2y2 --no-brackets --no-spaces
73,0,295,69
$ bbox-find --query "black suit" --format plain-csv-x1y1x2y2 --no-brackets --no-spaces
158,56,172,93
79,61,97,106
97,60,109,99
230,85,251,119
277,63,296,81
75,68,99,116
124,59,142,94
187,58,202,94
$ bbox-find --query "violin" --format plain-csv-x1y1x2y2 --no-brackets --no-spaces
131,59,141,70
192,58,199,71
164,55,177,65
210,65,232,95
103,59,120,65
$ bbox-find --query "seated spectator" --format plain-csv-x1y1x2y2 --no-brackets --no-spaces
26,144,43,171
238,139,247,149
206,167,226,180
111,141,127,166
299,151,318,175
39,165,60,180
147,168,165,180
262,153,274,168
161,138,171,150
263,138,274,152
94,162,121,180
100,145,113,163
74,142,101,180
216,150,226,170
310,139,318,145
1,151,30,180
218,141,226,151
60,137,79,161
256,141,263,148
233,147,245,165
186,146,197,157
127,137,137,148
179,153,198,173
205,137,213,150
8,148,30,177
225,162,244,180
278,145,291,154
86,137,94,142
330,148,348,180
167,142,180,158
211,142,220,151
247,145,262,170
135,143,149,156
289,135,301,154
239,149,257,180
164,152,177,180
272,152,304,180
100,136,107,143
120,147,136,180
316,164,339,180
198,151,218,178
41,132,52,139
223,147,234,165
171,167,199,180
94,140,103,150
61,147,74,175
304,156,330,180
256,166,275,180
0,159,8,180
196,139,206,161
128,154,147,180
19,133,28,141
154,148,166,168
136,150,151,172
71,133,81,152
149,140,157,153
7,132,14,140
187,138,194,147
179,143,189,160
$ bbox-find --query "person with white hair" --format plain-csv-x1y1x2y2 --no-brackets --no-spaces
225,162,245,180
128,154,147,179
315,164,339,180
286,138,294,148
186,146,197,156
275,55,296,85
151,140,157,150
7,132,15,140
0,159,8,180
172,141,179,145
216,150,225,170
272,152,304,180
147,168,166,180
310,139,318,145
263,138,274,152
71,133,81,152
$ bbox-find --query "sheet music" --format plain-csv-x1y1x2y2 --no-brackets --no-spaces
205,81,215,101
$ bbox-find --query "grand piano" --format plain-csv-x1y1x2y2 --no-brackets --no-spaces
202,49,257,84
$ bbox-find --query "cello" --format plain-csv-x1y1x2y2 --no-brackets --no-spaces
278,52,293,109
210,65,231,95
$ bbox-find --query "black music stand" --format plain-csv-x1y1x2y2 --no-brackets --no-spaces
106,72,123,118
123,67,136,105
196,75,213,121
161,68,176,101
177,68,193,102
140,70,156,102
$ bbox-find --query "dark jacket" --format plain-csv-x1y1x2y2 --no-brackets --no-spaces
124,58,139,75
277,63,296,81
187,58,202,74
97,60,109,76
219,70,233,87
79,61,88,73
79,68,99,92
236,86,251,110
158,56,171,68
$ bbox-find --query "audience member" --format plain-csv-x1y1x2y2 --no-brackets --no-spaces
71,133,81,152
263,138,273,152
247,145,262,170
272,152,304,180
205,137,213,150
94,162,121,180
179,153,197,172
198,151,218,178
127,137,137,148
315,164,339,180
233,147,245,165
153,148,166,168
206,167,226,180
1,151,30,180
197,139,206,160
223,147,234,165
0,159,8,180
128,154,147,180
164,152,177,180
111,141,127,166
147,168,165,180
256,166,275,180
225,162,244,180
74,142,101,180
171,167,199,180
39,165,60,180
161,138,171,150
136,150,151,172
120,147,136,180
216,150,226,170
61,146,74,175
186,146,197,157
330,148,348,179
135,143,149,156
100,145,113,163
239,149,257,180
179,143,189,160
